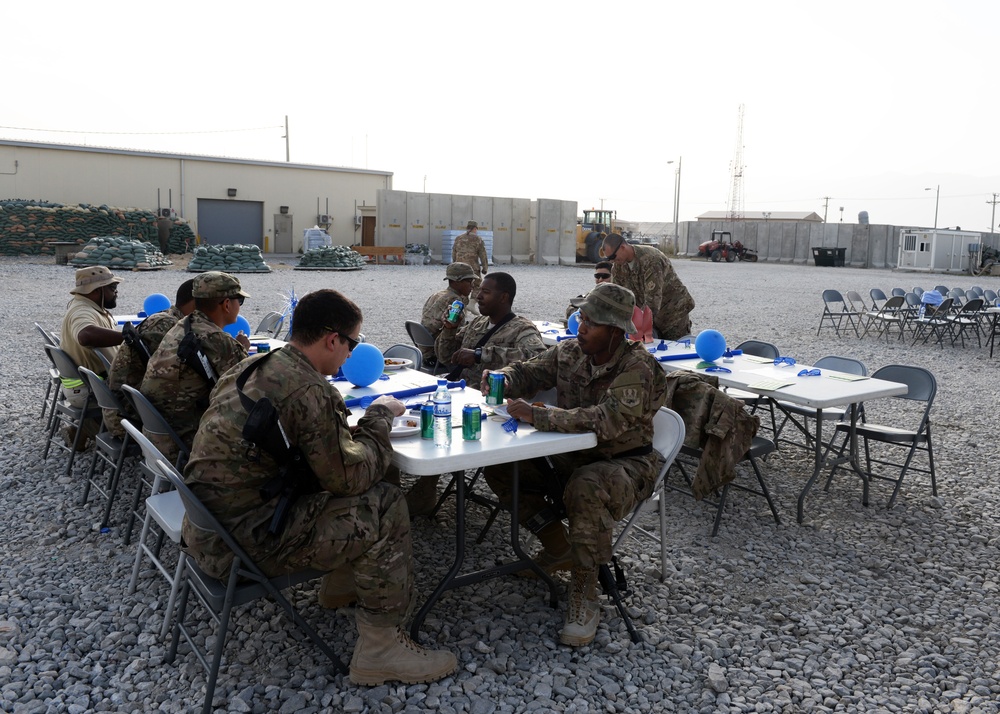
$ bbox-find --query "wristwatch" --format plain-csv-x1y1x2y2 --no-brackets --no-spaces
474,348,482,364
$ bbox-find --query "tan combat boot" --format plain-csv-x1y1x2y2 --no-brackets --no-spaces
560,567,600,646
318,568,356,609
517,520,572,579
405,475,440,517
349,622,458,686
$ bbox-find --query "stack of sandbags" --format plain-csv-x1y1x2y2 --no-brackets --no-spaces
69,236,172,269
0,199,158,255
296,245,367,269
166,221,197,254
187,244,271,273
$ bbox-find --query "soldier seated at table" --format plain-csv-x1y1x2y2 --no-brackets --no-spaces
482,283,667,647
182,288,456,685
418,262,476,366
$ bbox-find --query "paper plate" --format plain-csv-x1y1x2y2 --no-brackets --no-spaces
383,358,413,371
390,415,421,438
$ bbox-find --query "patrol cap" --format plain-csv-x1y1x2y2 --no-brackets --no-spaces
466,220,478,230
445,262,476,281
570,282,636,333
70,266,122,295
191,271,250,299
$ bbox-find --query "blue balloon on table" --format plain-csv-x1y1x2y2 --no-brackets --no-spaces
143,293,171,316
567,310,581,335
223,315,252,340
695,329,727,363
342,343,385,387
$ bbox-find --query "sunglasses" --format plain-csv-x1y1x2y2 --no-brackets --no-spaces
594,273,612,280
339,333,360,353
222,295,245,306
605,245,620,261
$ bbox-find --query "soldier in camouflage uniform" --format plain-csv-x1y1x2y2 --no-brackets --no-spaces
451,220,488,301
602,233,695,340
104,279,195,438
418,262,475,365
182,288,456,686
140,272,250,461
482,282,667,646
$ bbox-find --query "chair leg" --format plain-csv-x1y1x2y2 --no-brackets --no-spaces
711,484,730,538
598,559,640,644
160,553,187,640
81,448,102,505
748,457,781,527
100,445,132,530
129,511,155,593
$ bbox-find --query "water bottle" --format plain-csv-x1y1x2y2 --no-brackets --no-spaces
432,379,452,448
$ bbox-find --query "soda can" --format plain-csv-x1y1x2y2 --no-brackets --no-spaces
420,401,435,439
486,371,505,406
258,342,271,353
447,299,465,324
462,404,482,441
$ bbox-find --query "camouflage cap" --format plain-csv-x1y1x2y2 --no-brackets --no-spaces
70,266,122,295
191,271,250,299
570,282,636,332
445,262,476,281
466,220,478,230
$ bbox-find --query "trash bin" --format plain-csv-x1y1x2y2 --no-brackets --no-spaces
812,247,845,267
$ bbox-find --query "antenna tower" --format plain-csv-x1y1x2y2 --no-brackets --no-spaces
727,104,745,221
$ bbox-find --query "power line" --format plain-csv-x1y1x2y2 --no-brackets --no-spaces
0,124,282,136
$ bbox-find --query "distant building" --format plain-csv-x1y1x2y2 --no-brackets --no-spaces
696,211,823,223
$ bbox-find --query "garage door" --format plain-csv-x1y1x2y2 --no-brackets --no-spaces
197,199,263,247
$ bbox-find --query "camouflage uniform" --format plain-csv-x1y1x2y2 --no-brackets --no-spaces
419,286,466,362
182,344,411,627
104,306,183,438
435,314,545,387
484,338,668,570
611,244,695,339
140,310,248,458
452,228,488,299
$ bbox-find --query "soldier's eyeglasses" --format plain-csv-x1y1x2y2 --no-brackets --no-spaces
339,333,360,353
594,273,612,280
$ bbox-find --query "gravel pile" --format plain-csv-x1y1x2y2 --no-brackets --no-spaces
2,256,1000,713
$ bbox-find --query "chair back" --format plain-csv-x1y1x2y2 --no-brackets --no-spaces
255,311,285,338
934,285,949,295
926,297,953,319
965,290,979,302
957,297,984,316
846,290,866,312
813,355,867,377
651,407,686,467
880,295,905,312
120,385,190,463
890,288,906,297
78,367,123,411
912,287,924,297
872,365,935,404
45,344,84,383
121,418,176,495
970,286,985,297
821,290,847,309
904,293,921,309
947,288,965,306
736,340,779,359
405,320,436,350
869,288,888,308
383,344,423,371
35,323,59,347
984,289,998,303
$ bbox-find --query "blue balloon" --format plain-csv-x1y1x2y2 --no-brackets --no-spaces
567,310,581,335
223,315,252,339
342,343,384,387
143,293,171,316
695,329,726,363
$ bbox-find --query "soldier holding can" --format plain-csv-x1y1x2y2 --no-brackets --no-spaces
418,262,476,366
481,282,667,647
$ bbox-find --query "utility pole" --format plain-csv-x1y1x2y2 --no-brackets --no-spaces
822,196,831,223
988,193,999,235
599,198,606,210
283,115,290,162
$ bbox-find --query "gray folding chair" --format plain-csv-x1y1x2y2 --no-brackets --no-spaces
254,311,285,339
862,295,906,341
35,323,62,423
153,458,347,714
42,345,101,475
817,289,859,337
729,340,780,435
384,343,423,372
405,320,447,375
825,365,936,509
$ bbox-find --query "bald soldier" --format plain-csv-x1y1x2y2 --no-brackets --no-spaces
482,283,667,647
182,288,456,685
601,233,695,340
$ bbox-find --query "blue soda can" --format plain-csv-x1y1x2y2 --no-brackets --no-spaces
420,401,435,439
462,404,482,441
486,371,505,406
447,300,465,323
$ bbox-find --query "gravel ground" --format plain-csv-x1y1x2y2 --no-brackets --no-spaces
2,255,1000,714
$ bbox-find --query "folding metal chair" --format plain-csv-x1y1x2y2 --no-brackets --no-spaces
35,323,62,424
817,289,859,337
384,343,423,372
727,340,780,435
254,311,285,339
862,295,906,341
947,297,985,348
78,367,140,531
890,287,906,297
910,297,954,347
869,288,888,311
42,345,101,475
405,320,447,375
153,458,347,714
825,365,936,509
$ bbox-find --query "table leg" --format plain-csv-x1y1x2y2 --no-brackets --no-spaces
845,403,870,506
796,408,826,524
990,313,1000,359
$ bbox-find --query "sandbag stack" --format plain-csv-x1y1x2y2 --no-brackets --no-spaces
187,244,271,273
167,222,197,254
69,236,172,269
0,199,159,256
297,245,367,269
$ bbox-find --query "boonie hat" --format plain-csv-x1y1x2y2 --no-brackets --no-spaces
445,262,476,281
466,220,478,230
570,283,637,333
70,266,122,295
192,271,251,299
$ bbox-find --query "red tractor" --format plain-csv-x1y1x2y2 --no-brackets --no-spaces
696,230,759,262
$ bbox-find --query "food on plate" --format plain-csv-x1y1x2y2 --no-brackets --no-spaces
532,401,546,407
400,419,418,428
385,359,407,366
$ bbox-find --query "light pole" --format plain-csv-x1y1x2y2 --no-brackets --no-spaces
924,185,940,230
667,157,682,254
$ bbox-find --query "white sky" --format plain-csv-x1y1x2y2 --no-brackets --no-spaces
4,0,999,231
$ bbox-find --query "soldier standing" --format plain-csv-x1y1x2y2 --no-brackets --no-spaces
451,220,489,301
481,283,667,647
182,288,456,685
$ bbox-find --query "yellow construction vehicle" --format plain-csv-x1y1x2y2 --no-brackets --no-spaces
576,209,623,262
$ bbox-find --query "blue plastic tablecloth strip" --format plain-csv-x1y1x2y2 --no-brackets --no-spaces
657,354,702,362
